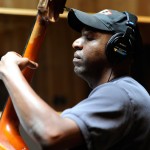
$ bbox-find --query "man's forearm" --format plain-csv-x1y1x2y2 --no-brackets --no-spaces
0,52,83,149
1,64,64,144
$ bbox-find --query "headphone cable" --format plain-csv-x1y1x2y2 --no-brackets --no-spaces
107,69,113,82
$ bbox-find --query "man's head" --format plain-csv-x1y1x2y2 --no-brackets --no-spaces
68,9,142,64
67,9,143,87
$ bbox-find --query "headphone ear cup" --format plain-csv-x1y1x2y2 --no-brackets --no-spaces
106,33,129,64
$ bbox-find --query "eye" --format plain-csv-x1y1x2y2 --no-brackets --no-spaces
86,35,95,41
82,29,97,41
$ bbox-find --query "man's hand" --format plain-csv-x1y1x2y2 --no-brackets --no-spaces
0,52,38,79
38,0,67,22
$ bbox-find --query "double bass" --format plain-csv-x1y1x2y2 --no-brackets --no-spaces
0,0,67,149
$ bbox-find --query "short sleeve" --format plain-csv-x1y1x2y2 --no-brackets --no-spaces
61,84,133,150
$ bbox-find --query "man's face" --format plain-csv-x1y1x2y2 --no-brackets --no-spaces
72,28,112,80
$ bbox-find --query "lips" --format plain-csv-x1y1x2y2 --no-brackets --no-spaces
74,52,81,59
73,52,82,65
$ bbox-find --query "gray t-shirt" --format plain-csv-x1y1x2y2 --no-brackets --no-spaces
62,77,150,150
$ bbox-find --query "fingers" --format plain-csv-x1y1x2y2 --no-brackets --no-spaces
38,0,66,22
1,52,38,70
48,1,58,22
28,60,39,69
21,58,39,69
1,51,22,61
48,0,66,22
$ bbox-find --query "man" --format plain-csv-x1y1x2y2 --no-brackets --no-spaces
0,8,150,150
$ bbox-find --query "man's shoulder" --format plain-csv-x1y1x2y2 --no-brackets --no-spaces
89,77,131,97
91,76,146,95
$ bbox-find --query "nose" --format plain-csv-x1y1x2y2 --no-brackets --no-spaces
72,37,83,51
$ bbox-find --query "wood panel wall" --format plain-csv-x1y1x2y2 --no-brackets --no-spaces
0,0,150,15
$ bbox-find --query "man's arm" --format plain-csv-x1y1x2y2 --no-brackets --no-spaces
0,52,84,149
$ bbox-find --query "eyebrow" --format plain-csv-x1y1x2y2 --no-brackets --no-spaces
82,27,113,35
81,28,97,35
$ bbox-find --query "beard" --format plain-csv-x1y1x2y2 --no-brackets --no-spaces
73,50,110,86
73,59,107,84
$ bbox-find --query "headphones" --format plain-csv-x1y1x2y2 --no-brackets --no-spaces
105,12,137,64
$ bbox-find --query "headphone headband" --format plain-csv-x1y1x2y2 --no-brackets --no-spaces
125,12,137,27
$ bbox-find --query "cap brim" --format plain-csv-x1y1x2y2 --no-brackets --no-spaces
68,9,112,33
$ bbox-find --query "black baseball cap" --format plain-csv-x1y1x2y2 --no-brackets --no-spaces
67,8,137,34
67,8,143,56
